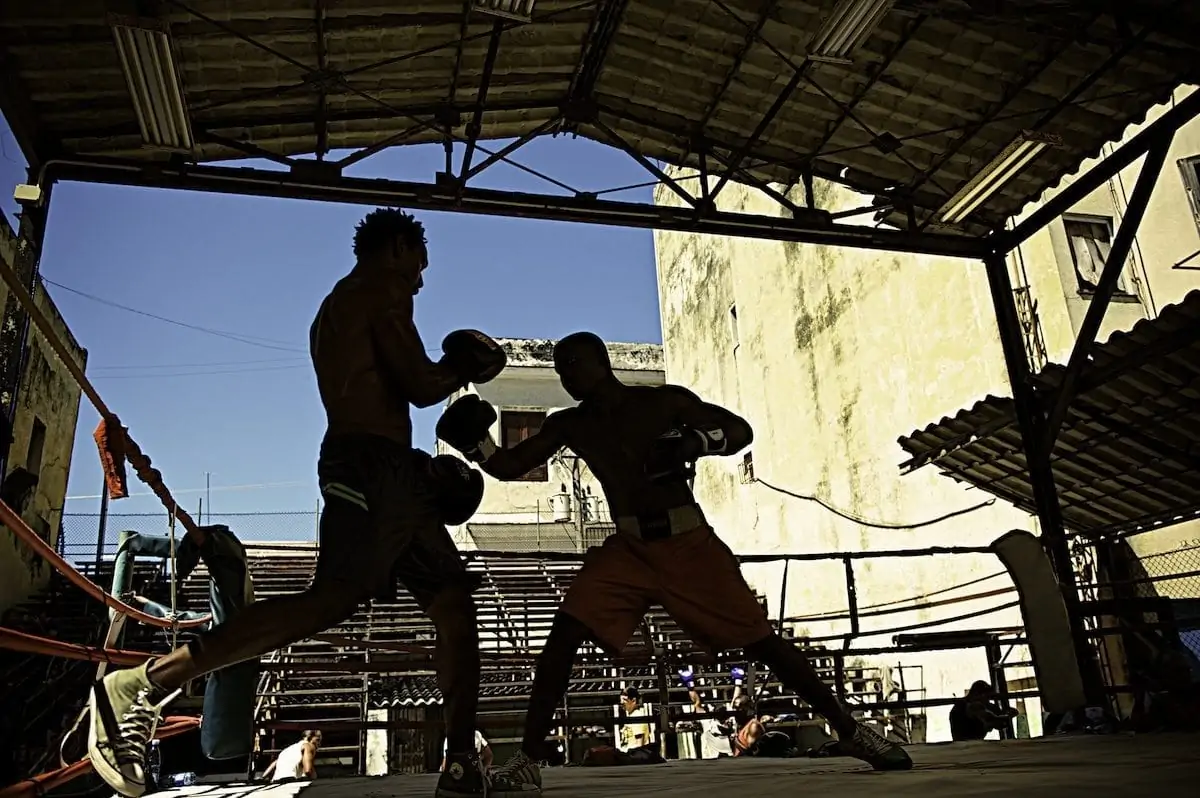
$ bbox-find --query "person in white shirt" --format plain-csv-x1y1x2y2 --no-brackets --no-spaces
616,689,656,753
262,730,321,782
442,730,492,772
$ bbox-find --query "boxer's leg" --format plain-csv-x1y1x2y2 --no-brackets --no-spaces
660,527,912,771
490,536,653,796
392,516,491,798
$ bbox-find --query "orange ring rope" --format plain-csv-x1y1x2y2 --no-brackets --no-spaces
0,498,209,629
0,627,150,666
0,718,199,798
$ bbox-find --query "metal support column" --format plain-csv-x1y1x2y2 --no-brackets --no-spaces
0,180,53,480
983,251,1105,705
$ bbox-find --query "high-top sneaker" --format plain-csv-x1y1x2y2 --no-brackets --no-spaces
436,752,489,798
87,662,181,797
488,750,543,796
839,723,913,771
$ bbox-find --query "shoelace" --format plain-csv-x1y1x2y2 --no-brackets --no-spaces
110,690,162,765
492,752,534,781
851,726,893,756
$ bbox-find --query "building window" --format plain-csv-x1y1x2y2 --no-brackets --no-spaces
26,417,46,476
738,451,755,484
729,303,740,352
501,410,549,482
1180,156,1200,230
1062,215,1137,299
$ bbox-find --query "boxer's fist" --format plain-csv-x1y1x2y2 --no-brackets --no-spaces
436,395,499,463
441,329,506,385
426,453,485,525
730,666,746,687
645,429,704,481
679,668,696,690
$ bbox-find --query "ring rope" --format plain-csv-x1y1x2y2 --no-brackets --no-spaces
0,626,148,667
0,718,200,798
0,498,209,629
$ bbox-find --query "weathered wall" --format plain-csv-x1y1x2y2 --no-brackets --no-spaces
650,85,1200,741
0,219,88,615
1012,84,1200,359
654,176,1035,741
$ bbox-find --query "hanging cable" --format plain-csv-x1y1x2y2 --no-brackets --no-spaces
751,477,996,530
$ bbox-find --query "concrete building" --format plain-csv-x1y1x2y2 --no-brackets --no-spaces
0,216,88,615
438,338,664,553
652,85,1200,742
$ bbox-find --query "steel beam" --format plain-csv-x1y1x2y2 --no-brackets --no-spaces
44,158,989,258
593,119,698,208
1001,87,1200,252
314,0,329,159
709,68,805,201
459,21,505,186
983,250,1105,707
1042,134,1172,449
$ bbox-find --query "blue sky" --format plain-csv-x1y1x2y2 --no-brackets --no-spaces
0,118,663,518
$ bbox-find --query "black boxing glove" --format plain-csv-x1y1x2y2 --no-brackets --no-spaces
441,330,507,386
436,394,499,464
426,453,485,525
644,426,728,481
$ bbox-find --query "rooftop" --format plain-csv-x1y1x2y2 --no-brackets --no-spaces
898,290,1200,538
498,337,664,371
3,2,1200,239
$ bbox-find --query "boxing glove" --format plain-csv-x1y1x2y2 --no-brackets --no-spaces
645,426,725,481
730,666,746,687
436,395,499,463
678,668,696,690
426,453,485,525
441,329,507,385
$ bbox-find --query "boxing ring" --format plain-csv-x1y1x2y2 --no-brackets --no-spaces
69,734,1200,798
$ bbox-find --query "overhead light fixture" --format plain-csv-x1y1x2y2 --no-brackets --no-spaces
108,14,194,152
937,130,1063,225
808,0,895,63
474,0,537,22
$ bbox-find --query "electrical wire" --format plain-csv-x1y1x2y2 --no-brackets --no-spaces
92,363,308,380
752,477,997,530
89,356,307,372
41,277,307,352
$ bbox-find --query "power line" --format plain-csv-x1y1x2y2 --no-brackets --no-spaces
753,477,997,530
91,363,309,380
41,277,308,353
89,357,307,372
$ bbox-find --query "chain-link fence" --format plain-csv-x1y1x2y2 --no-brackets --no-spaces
1135,543,1200,600
57,512,613,564
59,511,321,565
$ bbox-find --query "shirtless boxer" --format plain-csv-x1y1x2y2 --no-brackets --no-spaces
87,209,504,798
437,332,912,793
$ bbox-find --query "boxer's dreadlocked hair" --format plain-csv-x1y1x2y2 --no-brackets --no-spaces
353,208,427,258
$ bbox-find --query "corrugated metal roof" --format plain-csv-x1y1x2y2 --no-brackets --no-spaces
897,290,1200,537
3,1,1199,232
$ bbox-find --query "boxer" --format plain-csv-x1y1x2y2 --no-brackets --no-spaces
438,331,912,794
88,209,505,798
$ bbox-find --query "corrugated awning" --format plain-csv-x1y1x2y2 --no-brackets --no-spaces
897,290,1200,537
3,2,1200,233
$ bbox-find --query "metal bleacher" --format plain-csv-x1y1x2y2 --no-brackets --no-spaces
156,541,919,775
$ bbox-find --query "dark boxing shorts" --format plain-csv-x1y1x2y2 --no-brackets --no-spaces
312,433,476,609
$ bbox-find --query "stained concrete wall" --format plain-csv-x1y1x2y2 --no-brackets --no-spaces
651,85,1200,741
436,339,664,546
654,177,1035,742
0,218,87,615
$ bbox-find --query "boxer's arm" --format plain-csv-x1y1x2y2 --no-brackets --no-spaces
479,412,568,481
370,296,465,408
662,385,753,454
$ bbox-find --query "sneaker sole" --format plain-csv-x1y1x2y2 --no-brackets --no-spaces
86,684,146,798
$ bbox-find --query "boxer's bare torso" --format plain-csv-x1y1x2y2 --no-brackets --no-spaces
482,383,733,517
310,269,460,448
